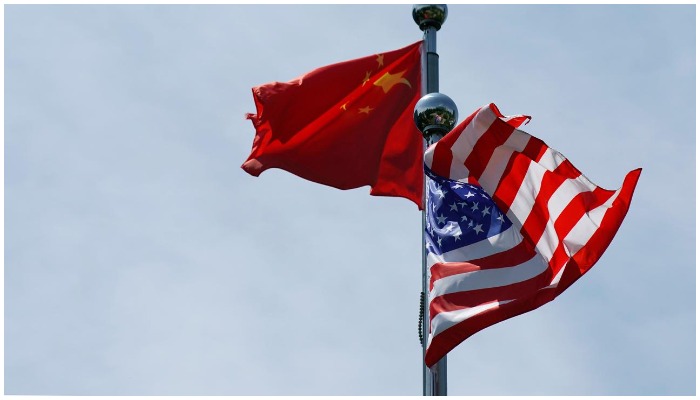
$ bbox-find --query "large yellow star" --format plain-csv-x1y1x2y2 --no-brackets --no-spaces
374,70,412,93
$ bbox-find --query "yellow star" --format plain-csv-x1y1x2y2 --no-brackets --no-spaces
376,54,384,67
358,106,373,114
362,71,371,86
340,103,348,110
373,70,412,93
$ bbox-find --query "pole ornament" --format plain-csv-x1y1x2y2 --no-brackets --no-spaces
412,4,448,31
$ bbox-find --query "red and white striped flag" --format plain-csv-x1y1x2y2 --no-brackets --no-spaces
423,103,641,367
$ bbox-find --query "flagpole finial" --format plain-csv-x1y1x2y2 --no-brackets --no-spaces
412,4,448,31
414,92,458,143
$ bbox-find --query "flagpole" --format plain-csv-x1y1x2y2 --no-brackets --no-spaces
412,4,455,397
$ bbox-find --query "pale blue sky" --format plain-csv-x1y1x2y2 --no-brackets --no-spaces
5,4,695,395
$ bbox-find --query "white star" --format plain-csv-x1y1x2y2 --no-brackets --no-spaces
454,232,461,241
482,206,491,217
473,224,484,234
460,215,469,222
458,201,468,208
452,183,464,189
465,191,475,198
471,202,479,212
468,220,474,227
449,203,458,212
437,236,443,247
436,214,447,225
481,192,489,198
497,214,505,223
435,187,445,199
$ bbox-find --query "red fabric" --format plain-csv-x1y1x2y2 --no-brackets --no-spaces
242,42,424,208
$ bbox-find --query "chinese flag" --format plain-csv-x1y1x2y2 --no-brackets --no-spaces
242,41,424,208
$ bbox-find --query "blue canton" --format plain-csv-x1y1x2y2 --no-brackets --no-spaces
425,167,512,256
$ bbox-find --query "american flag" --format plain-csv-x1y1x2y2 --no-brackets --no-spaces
423,103,641,367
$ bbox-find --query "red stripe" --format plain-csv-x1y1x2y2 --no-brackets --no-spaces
491,152,524,215
425,295,543,367
488,103,531,129
547,187,614,271
566,168,641,274
429,267,551,314
492,152,532,214
467,175,480,185
521,134,547,163
516,162,565,246
481,130,545,215
429,108,479,176
553,156,583,179
425,262,573,367
514,132,580,178
495,156,615,272
463,116,515,181
429,240,537,289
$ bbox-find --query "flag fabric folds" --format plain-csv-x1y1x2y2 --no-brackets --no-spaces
242,41,424,208
423,103,641,367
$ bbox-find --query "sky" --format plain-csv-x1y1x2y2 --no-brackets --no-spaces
4,3,696,396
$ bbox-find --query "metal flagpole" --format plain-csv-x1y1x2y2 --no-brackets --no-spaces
412,4,457,396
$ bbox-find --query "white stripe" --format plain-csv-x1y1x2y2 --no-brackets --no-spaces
463,105,499,155
446,105,497,179
503,160,607,261
547,260,567,287
505,160,546,227
563,187,622,257
538,147,568,172
519,175,576,262
478,129,532,195
535,221,560,261
546,175,594,222
427,224,523,265
448,160,470,181
424,142,437,169
502,116,521,124
429,252,548,298
574,171,598,192
512,177,625,294
536,174,608,260
539,147,600,194
428,300,513,339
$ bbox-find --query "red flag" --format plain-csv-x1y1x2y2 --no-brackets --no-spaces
422,104,641,366
242,41,424,208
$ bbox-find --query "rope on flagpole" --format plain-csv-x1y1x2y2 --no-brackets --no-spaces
418,291,425,344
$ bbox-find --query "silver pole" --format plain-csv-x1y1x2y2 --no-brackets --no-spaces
412,4,450,396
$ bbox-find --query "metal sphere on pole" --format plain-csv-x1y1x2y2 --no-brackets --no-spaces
414,93,458,144
412,4,448,31
413,4,453,397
